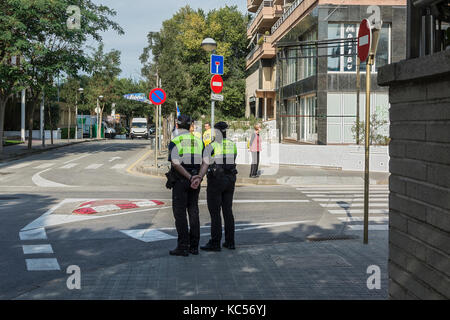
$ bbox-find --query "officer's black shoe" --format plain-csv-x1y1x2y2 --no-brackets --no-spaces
169,247,189,256
200,241,221,251
189,248,199,255
222,242,236,250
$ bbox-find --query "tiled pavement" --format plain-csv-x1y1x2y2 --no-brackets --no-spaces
15,232,388,300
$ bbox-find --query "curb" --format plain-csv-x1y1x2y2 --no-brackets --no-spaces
0,139,103,163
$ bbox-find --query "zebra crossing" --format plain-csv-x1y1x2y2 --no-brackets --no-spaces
296,185,389,231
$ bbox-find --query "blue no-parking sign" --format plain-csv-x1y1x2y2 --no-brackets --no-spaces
210,54,224,75
149,88,166,105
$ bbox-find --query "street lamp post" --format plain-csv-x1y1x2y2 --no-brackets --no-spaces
201,37,217,131
76,87,83,140
97,95,103,139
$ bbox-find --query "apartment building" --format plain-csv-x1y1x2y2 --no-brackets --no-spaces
245,0,407,144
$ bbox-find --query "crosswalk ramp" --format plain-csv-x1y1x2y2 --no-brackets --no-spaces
296,185,389,231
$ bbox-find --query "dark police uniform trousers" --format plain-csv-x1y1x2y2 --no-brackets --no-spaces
206,170,236,246
172,172,200,250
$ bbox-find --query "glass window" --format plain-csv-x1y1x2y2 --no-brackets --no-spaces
375,24,390,71
328,24,341,72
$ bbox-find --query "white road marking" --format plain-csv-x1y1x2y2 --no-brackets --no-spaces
337,217,389,223
63,154,90,164
19,228,47,240
312,198,389,202
307,194,388,198
319,202,388,208
8,163,32,169
32,169,72,188
296,186,388,191
111,164,127,169
85,164,103,170
25,258,60,271
109,157,122,162
301,190,388,194
22,244,54,255
328,209,389,215
232,200,310,203
121,220,314,243
34,163,55,169
60,163,78,169
348,225,389,230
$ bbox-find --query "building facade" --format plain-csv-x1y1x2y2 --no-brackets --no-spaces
245,0,407,144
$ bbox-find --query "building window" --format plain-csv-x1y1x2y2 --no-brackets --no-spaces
299,95,317,143
299,29,318,80
286,49,297,85
327,23,391,73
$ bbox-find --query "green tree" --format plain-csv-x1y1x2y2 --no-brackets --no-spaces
140,5,248,121
0,0,123,150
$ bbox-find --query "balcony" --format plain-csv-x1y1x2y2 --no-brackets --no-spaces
246,35,276,69
247,0,283,38
270,0,317,43
247,0,263,13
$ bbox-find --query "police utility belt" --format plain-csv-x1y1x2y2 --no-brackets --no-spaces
207,163,237,179
165,165,199,189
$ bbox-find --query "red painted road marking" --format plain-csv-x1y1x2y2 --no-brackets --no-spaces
73,199,165,215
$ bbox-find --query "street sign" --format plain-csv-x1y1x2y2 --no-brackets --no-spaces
210,54,224,75
211,93,223,101
149,88,166,105
210,74,224,94
123,93,152,104
95,107,100,114
358,19,372,62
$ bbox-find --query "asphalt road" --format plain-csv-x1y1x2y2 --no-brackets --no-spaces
0,140,389,299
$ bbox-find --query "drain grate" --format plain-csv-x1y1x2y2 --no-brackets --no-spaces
306,234,359,242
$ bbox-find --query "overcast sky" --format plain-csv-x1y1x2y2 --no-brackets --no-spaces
89,0,247,81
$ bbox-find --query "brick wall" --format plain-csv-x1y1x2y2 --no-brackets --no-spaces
378,50,450,299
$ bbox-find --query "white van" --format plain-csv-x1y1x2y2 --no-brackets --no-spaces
130,118,148,139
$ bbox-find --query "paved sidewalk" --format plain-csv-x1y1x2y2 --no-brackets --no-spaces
14,231,388,300
135,149,389,186
0,138,101,162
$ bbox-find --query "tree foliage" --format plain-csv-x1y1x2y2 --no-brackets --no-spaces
140,5,248,121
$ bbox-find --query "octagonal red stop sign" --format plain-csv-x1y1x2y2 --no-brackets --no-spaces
211,74,223,94
358,19,372,62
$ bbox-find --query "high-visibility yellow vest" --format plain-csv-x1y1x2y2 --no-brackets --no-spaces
203,129,212,146
210,139,237,165
171,133,203,164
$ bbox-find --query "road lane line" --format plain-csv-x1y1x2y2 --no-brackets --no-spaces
312,198,389,201
111,164,127,169
32,169,72,188
320,203,388,208
60,163,78,169
85,164,103,170
8,163,32,169
25,258,60,271
337,217,389,222
348,225,389,230
19,228,47,240
34,163,55,169
22,244,54,254
328,209,389,215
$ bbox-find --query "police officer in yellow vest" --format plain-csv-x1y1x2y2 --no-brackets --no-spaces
197,121,238,251
167,115,204,256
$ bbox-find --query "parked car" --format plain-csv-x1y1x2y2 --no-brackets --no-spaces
103,122,116,139
148,126,155,136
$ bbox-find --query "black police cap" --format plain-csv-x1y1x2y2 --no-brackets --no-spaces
177,114,192,126
214,121,228,132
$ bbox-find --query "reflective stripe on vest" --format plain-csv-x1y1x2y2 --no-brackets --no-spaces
171,133,203,157
211,139,237,157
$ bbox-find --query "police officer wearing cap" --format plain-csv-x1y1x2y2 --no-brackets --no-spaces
197,121,238,251
167,114,204,256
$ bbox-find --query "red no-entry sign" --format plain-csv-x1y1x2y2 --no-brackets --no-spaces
210,74,223,94
358,19,372,62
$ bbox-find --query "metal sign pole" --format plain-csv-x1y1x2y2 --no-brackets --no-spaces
363,54,373,245
356,57,361,145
